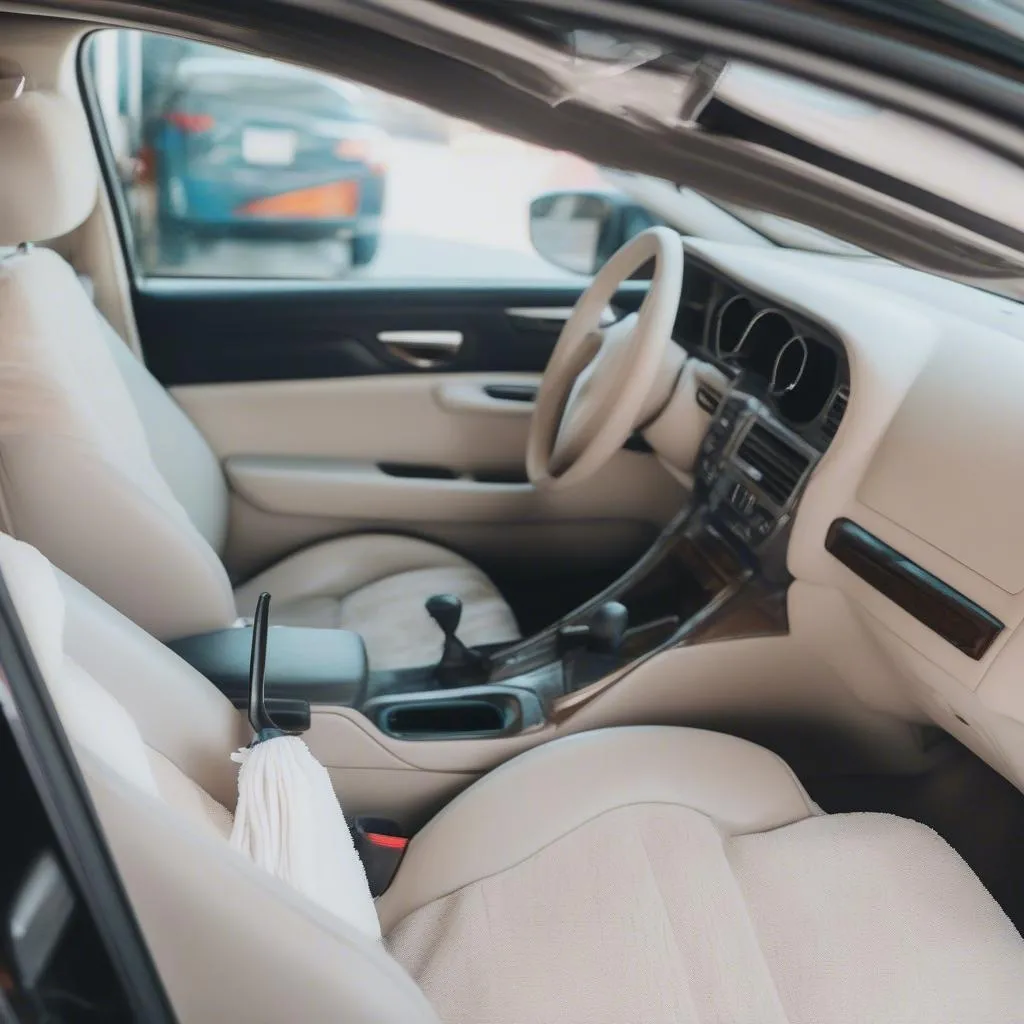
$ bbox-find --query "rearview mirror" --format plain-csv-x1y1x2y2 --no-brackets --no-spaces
529,190,660,277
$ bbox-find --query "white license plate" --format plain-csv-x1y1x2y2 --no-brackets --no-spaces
241,129,297,166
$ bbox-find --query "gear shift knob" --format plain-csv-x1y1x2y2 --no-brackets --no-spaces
426,594,485,686
589,601,628,654
426,593,463,639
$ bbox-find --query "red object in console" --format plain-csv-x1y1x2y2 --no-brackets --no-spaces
365,832,408,850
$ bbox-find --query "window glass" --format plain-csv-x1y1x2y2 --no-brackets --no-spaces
85,30,615,282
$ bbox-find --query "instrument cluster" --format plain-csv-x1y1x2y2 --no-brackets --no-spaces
676,259,850,451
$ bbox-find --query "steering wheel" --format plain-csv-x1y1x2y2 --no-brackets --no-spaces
526,227,684,489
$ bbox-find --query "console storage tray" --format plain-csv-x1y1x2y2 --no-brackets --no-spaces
168,625,368,707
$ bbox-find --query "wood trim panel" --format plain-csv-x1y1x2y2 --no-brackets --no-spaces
825,518,1003,661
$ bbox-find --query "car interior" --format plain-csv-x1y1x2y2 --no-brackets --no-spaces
3,3,1024,1022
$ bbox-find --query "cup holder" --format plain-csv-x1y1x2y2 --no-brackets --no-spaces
366,687,543,741
381,700,508,739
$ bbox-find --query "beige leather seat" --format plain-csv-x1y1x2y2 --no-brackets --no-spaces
6,534,1023,1023
0,90,518,668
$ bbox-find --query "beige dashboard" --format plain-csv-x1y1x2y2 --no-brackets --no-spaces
682,240,1024,791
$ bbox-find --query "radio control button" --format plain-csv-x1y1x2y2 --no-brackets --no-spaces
752,508,775,539
729,483,756,515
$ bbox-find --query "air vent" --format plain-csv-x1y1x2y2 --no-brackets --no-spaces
737,423,810,505
696,384,723,414
821,385,849,442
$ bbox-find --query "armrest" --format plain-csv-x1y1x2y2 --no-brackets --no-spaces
168,625,368,707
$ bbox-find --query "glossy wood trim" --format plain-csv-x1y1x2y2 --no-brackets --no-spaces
549,582,747,723
683,583,788,645
825,518,1003,660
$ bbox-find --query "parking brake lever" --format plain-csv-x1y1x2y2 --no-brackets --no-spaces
558,601,629,657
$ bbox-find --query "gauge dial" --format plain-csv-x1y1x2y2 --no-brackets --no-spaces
769,335,809,395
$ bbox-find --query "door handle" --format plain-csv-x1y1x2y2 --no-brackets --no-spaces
434,379,539,416
505,306,617,332
483,384,537,403
378,330,464,368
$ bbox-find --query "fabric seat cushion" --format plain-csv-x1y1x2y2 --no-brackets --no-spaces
731,812,1024,1024
384,727,1024,1024
234,534,519,670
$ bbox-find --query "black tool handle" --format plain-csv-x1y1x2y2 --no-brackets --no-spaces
247,592,279,735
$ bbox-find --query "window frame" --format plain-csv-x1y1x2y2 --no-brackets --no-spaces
79,30,151,287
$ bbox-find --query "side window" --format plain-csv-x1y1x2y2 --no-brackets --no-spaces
84,30,618,283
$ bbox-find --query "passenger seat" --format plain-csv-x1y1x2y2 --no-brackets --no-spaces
3,532,1023,1024
0,88,519,670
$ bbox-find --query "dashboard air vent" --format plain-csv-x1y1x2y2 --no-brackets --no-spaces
696,383,723,414
821,385,849,442
737,424,810,505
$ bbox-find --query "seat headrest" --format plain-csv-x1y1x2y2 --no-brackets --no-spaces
0,91,98,245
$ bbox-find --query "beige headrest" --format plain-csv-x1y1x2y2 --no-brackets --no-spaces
0,91,98,245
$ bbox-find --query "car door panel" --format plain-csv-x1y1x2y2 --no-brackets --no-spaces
172,373,540,466
223,451,680,528
146,272,684,578
136,280,648,385
173,372,687,580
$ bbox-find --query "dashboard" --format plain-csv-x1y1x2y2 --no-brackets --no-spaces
674,255,849,452
659,237,1024,804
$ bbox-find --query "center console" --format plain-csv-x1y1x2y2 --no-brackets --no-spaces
696,385,821,554
170,377,819,742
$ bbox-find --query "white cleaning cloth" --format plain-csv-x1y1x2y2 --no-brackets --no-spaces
231,734,381,941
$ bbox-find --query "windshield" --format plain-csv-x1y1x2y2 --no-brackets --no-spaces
597,167,875,256
707,200,875,257
708,61,1024,246
819,0,1024,66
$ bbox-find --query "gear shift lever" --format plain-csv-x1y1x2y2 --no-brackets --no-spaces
426,594,484,686
588,601,629,655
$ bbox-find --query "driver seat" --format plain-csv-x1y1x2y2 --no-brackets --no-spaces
0,89,519,668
